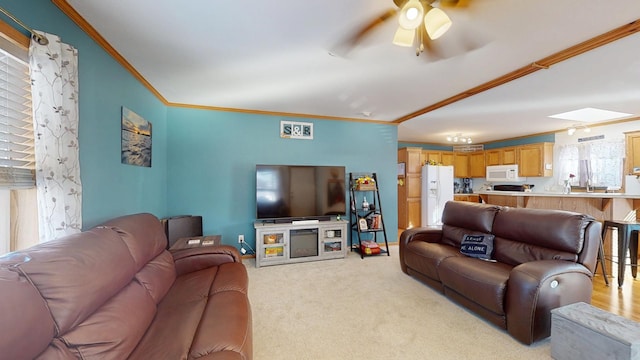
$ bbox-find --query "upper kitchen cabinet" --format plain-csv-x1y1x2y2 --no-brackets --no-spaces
502,147,517,165
518,143,553,177
441,151,454,166
453,153,470,178
400,147,423,174
422,150,454,166
422,150,440,164
485,147,517,166
625,131,640,175
469,151,486,178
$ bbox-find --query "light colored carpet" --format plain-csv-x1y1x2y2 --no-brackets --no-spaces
244,246,552,360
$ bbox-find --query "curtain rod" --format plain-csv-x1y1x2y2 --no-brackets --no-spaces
0,6,48,45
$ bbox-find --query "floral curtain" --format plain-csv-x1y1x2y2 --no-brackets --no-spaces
557,139,624,189
29,32,82,242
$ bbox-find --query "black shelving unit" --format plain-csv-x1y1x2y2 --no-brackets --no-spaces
349,172,389,258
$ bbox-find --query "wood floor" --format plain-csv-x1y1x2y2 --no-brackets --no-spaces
591,268,639,322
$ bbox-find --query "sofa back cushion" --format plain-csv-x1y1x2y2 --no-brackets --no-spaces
101,213,176,304
441,201,501,248
492,206,593,266
0,213,176,359
0,264,56,360
100,213,169,271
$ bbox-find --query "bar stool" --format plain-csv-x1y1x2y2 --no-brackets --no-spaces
595,236,609,287
601,220,640,287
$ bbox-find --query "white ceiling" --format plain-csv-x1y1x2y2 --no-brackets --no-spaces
64,0,640,144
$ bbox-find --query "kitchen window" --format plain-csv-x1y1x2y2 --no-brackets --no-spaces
556,139,625,189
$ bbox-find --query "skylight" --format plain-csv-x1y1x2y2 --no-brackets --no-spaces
549,107,633,122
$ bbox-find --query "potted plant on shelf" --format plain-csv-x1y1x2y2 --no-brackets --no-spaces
355,175,376,191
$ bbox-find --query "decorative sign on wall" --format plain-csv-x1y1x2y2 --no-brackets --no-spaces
280,120,313,140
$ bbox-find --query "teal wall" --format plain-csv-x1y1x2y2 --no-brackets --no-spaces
398,142,452,150
398,133,556,150
3,0,168,228
166,108,399,248
482,134,555,149
1,0,399,250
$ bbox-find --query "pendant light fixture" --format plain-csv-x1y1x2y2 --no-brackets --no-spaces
446,133,472,143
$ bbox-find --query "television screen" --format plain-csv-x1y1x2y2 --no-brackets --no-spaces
256,165,346,220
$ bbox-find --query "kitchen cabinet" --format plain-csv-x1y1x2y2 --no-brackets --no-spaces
485,149,501,166
422,150,441,164
454,194,481,203
398,148,422,229
469,151,486,178
485,147,517,166
502,147,517,165
422,150,454,166
625,131,640,175
518,142,553,177
453,153,470,178
450,151,484,178
441,151,454,166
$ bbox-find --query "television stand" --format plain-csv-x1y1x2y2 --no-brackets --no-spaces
291,219,319,225
254,219,348,267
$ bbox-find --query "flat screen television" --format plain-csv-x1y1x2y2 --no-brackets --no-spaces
256,165,346,222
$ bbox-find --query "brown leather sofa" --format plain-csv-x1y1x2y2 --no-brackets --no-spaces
0,213,252,360
399,201,601,344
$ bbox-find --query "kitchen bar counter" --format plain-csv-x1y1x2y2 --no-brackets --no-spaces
478,190,640,199
478,191,640,277
477,191,640,221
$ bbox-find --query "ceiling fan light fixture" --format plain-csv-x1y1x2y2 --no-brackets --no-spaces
398,0,424,30
424,6,452,40
392,26,416,47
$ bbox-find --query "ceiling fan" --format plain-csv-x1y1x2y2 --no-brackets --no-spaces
342,0,472,57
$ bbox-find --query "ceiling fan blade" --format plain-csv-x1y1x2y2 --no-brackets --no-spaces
438,0,471,8
418,19,490,61
345,8,399,47
393,0,408,7
330,8,399,57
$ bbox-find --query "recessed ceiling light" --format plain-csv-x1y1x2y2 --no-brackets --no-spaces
549,107,633,122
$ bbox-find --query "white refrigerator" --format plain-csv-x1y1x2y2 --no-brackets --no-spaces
421,165,454,226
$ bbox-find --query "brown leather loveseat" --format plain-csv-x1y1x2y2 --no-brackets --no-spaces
0,213,252,359
399,201,601,344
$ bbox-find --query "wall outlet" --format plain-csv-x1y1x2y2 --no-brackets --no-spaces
238,234,244,243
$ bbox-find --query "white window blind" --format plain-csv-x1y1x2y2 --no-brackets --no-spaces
0,42,34,189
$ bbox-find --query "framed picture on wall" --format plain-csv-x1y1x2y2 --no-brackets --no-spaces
121,107,152,167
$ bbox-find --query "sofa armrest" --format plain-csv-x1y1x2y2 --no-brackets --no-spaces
399,227,444,273
505,260,593,344
171,245,242,276
399,227,443,246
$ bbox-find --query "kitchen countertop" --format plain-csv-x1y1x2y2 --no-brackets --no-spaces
477,191,640,199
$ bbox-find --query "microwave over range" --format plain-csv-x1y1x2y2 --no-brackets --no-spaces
486,165,522,182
